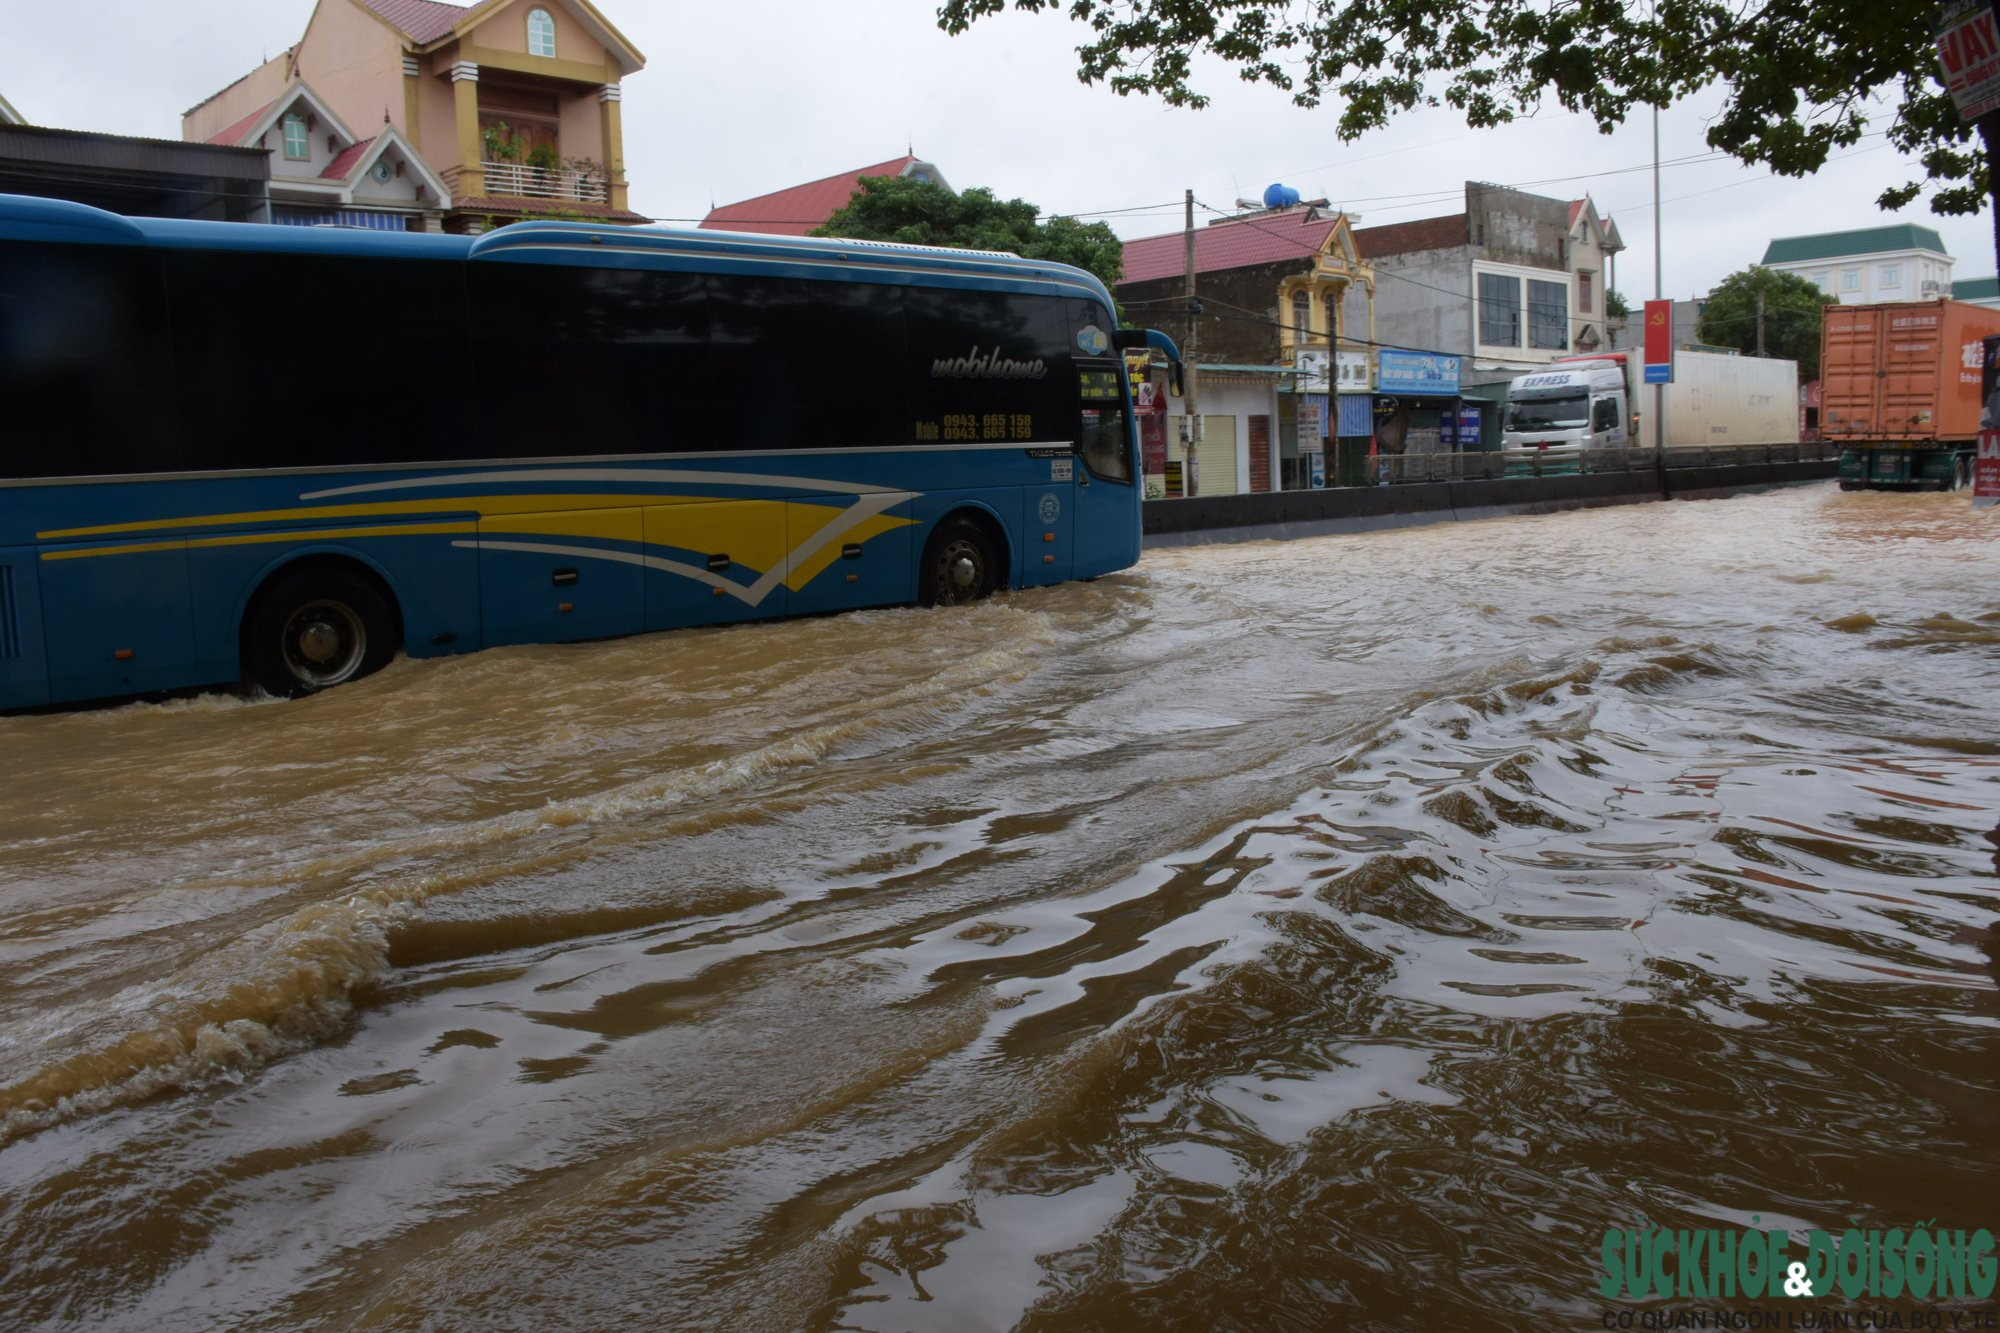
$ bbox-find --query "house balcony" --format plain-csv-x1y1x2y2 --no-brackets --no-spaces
462,160,607,204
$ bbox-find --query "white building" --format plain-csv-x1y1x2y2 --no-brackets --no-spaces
1759,225,1952,304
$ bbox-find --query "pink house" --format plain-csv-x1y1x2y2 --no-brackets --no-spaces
184,0,646,231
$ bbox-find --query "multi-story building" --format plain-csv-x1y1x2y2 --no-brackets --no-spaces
1331,185,1623,456
1759,225,1953,304
183,0,646,232
700,155,950,236
1117,204,1376,494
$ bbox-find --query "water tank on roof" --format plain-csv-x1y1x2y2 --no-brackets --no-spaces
1262,184,1301,210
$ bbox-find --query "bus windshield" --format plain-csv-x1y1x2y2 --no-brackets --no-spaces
1506,393,1589,431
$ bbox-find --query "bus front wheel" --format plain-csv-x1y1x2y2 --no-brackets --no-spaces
920,517,1001,607
243,567,399,698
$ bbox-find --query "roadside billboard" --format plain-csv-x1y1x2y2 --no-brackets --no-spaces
1937,0,2000,121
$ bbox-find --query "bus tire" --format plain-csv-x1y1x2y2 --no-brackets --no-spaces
1950,456,1971,491
919,516,1002,607
242,566,399,698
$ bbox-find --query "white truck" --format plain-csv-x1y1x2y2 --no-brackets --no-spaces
1502,350,1799,454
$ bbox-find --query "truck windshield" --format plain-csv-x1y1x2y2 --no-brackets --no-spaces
1506,393,1589,430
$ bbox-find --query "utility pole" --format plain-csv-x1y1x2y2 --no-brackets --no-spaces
1756,289,1766,357
1182,188,1200,495
1653,103,1665,467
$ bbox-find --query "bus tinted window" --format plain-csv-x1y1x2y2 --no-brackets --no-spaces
708,275,906,453
470,262,709,458
906,288,1069,445
164,249,470,471
0,241,178,479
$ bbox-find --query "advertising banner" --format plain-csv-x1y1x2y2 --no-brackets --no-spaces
1453,405,1483,448
1140,412,1168,477
1979,333,1999,507
1299,393,1328,445
1643,299,1674,384
1937,0,2000,122
1377,350,1461,395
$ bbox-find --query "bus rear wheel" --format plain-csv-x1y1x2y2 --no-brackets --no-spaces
920,517,1001,607
1950,456,1971,491
243,567,399,698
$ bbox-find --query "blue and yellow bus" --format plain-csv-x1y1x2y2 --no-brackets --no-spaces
0,194,1181,708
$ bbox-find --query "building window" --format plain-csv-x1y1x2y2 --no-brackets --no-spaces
1578,271,1593,313
527,8,556,57
1478,271,1520,347
1291,292,1310,336
1813,270,1832,292
1843,269,1861,291
282,113,309,160
1528,279,1569,350
1880,264,1902,289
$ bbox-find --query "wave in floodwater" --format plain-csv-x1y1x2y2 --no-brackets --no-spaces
812,638,2000,1331
0,486,1995,1331
0,603,1066,1143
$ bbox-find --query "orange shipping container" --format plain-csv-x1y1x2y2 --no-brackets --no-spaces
1819,298,2000,444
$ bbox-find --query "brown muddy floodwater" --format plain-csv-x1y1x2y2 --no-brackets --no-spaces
1,482,1997,1331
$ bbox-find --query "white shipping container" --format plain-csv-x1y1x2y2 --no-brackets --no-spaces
1654,351,1799,446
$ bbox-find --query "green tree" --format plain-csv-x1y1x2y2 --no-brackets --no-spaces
1695,268,1826,377
938,0,1998,266
815,175,1124,289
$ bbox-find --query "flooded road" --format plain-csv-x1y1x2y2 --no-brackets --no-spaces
2,482,1996,1329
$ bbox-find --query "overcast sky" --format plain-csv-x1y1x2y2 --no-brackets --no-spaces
8,0,1992,297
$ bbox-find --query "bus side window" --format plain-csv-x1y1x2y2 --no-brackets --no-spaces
0,241,180,478
1593,397,1621,434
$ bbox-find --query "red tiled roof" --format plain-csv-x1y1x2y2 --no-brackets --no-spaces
699,155,920,236
207,98,276,147
1120,209,1340,285
321,137,376,180
355,0,480,44
1352,213,1468,260
1568,199,1585,230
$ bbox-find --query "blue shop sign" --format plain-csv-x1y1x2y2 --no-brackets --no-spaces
1378,350,1462,395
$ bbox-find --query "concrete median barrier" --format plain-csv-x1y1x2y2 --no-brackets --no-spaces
1144,460,1836,546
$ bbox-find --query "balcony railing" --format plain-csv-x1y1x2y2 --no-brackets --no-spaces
475,160,608,203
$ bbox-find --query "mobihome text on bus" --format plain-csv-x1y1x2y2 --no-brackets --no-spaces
0,194,1182,708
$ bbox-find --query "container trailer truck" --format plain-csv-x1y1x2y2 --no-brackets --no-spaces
1502,349,1799,454
1822,298,2000,491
